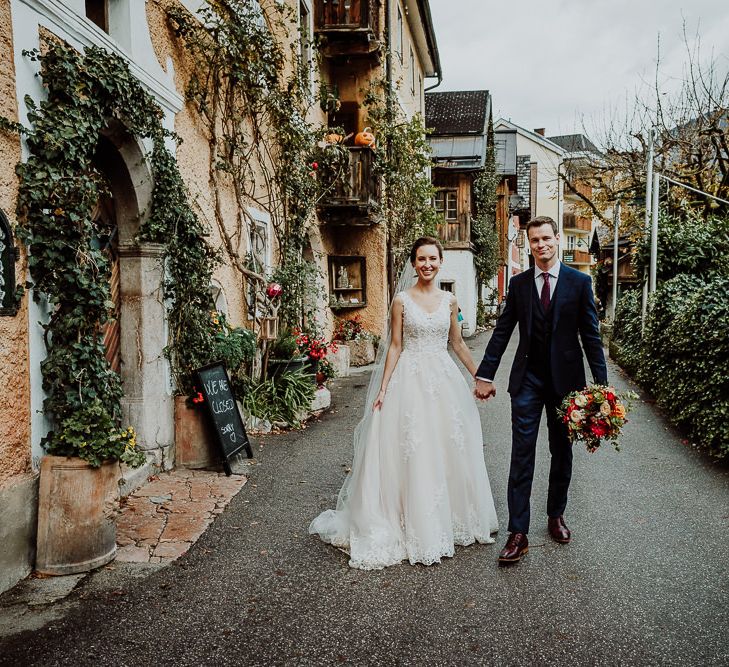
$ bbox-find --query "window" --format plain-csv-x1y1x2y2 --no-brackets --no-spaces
410,47,415,95
396,6,403,62
299,2,312,85
566,235,576,250
439,280,455,293
85,0,109,33
0,209,18,315
435,190,458,220
434,189,463,243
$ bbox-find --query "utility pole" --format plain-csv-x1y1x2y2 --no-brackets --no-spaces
649,172,660,294
610,200,620,321
641,129,654,329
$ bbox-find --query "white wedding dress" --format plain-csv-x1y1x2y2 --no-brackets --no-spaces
309,290,498,569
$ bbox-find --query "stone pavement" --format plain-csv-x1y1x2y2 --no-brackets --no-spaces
0,331,727,666
115,470,248,564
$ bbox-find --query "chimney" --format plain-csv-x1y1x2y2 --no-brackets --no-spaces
534,128,545,136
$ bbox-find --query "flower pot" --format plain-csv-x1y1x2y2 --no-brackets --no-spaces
174,395,220,470
266,356,310,381
36,455,120,575
347,338,375,366
315,371,326,385
329,345,350,378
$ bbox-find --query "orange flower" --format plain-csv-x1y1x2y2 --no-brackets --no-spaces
613,403,626,419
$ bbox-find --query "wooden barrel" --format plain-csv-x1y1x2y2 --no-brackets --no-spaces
35,456,119,575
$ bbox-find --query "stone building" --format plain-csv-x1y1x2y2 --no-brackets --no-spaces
0,0,440,593
314,0,440,335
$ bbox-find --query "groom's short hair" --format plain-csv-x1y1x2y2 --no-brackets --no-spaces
526,216,558,237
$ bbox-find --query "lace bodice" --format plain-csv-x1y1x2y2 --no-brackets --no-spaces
399,290,453,355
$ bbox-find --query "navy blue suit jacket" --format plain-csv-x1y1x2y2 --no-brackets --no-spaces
476,264,608,397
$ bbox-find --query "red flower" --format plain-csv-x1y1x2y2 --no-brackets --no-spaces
590,421,609,437
192,392,204,404
605,391,615,402
312,162,319,170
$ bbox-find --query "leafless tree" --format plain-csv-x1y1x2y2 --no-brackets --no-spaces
565,27,729,236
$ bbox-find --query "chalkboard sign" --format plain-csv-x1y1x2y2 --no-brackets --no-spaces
195,361,253,475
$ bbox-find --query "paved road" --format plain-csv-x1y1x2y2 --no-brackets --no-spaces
2,332,728,666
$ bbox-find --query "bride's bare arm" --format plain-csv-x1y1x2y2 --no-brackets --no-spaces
448,297,478,377
373,296,404,410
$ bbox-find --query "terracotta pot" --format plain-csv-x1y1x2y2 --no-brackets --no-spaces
36,456,120,575
174,395,220,470
316,371,326,385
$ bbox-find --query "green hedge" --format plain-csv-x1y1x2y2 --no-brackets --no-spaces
612,273,729,459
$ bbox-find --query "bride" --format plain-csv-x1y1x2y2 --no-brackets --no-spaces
309,237,498,569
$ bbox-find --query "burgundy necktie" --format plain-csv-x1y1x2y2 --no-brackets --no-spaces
541,272,551,311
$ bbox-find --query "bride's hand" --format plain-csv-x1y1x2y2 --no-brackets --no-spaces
373,389,386,411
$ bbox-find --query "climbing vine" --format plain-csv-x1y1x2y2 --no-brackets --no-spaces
363,78,439,274
166,0,327,330
5,41,220,464
471,114,501,288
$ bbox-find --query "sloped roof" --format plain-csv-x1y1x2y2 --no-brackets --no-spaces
425,90,490,135
548,133,600,155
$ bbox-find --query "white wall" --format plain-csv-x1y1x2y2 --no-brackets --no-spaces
438,249,477,337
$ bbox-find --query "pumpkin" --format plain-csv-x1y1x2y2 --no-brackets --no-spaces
354,127,376,148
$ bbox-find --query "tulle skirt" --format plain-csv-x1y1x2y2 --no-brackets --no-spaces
309,348,498,570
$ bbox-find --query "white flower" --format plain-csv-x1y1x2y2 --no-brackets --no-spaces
570,409,584,423
574,394,588,408
600,402,612,416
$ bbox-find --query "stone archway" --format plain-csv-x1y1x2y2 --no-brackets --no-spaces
93,125,174,482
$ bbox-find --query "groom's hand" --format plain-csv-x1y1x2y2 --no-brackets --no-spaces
474,379,496,401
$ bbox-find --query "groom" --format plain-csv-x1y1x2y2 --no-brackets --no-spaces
475,216,607,565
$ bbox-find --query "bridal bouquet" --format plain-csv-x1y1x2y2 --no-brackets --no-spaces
560,384,638,453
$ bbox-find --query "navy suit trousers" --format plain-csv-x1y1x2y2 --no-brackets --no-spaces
508,369,572,534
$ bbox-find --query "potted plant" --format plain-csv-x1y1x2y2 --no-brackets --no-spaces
315,357,337,386
36,400,146,576
294,328,337,383
333,315,376,367
266,329,309,380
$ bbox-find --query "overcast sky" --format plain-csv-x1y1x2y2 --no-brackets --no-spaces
428,0,729,141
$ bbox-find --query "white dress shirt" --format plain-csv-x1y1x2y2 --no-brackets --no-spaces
476,261,562,383
534,260,561,299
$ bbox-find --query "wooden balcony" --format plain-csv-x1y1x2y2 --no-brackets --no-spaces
563,213,592,232
315,0,381,59
318,147,380,225
563,249,592,265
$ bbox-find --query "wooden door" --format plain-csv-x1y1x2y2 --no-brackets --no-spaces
93,196,121,374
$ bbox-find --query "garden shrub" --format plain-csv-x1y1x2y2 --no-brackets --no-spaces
640,274,729,458
611,210,729,458
611,288,643,376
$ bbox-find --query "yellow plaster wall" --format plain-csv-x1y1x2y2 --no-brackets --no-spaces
146,0,249,325
0,0,32,486
321,225,389,336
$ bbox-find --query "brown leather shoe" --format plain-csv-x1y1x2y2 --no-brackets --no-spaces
548,516,571,544
498,532,529,565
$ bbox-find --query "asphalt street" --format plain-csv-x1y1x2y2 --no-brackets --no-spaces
1,331,728,666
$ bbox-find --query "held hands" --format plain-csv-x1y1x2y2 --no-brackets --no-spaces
474,379,496,401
